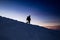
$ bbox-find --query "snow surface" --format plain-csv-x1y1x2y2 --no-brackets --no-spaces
0,16,60,40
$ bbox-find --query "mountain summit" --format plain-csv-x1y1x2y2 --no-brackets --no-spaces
0,16,60,40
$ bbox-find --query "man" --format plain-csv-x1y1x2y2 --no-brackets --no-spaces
26,15,31,24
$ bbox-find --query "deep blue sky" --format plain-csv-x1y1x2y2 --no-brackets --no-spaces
0,0,60,26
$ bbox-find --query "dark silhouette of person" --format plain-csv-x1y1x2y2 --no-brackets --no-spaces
26,15,31,24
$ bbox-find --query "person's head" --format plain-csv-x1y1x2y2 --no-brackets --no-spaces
29,15,31,17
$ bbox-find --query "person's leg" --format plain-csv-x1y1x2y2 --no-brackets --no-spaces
26,20,30,24
29,20,30,24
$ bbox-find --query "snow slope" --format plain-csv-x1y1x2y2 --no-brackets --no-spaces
0,16,60,40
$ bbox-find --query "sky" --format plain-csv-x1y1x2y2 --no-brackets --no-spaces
0,0,60,27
